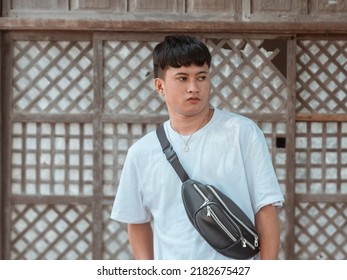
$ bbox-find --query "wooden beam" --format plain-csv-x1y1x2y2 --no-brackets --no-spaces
1,32,13,259
13,113,93,123
92,38,103,260
0,18,347,33
296,194,347,203
11,195,94,204
285,37,297,260
296,113,347,122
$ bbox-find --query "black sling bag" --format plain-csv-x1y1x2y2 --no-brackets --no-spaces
156,124,260,259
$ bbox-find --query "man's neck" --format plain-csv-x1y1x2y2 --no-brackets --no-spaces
169,108,213,135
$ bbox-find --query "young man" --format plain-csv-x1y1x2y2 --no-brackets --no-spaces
111,35,284,260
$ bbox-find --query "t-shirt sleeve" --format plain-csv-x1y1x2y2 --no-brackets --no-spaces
110,150,152,224
244,125,285,214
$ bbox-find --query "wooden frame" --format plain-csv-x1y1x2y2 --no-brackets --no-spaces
1,0,347,260
2,29,347,260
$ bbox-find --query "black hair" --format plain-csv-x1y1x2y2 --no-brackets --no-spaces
153,35,211,79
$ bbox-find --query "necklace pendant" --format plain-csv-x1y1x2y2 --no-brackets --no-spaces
183,145,189,152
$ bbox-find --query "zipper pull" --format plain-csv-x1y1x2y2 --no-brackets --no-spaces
206,206,211,217
242,238,247,248
201,200,209,207
254,236,259,247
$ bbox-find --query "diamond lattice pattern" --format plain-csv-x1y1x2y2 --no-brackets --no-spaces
11,204,93,259
296,40,347,113
6,36,297,260
12,41,94,113
103,41,167,115
295,202,347,260
103,205,133,260
207,38,288,113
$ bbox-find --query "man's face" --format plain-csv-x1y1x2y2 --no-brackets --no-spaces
155,63,211,118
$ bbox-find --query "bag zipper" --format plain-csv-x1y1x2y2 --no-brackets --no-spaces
206,205,238,243
206,185,259,248
192,184,244,247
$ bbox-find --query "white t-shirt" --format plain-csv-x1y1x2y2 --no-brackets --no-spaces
110,109,284,259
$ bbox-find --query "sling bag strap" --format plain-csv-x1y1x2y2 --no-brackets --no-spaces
156,124,190,183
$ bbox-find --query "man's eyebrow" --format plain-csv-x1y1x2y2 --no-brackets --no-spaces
174,71,209,76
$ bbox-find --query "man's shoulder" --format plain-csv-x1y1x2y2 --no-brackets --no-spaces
214,109,259,130
126,126,162,159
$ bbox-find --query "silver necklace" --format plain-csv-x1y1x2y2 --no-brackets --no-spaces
171,109,212,152
177,134,193,152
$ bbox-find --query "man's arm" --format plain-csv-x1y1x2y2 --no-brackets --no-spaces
255,204,281,260
128,222,154,260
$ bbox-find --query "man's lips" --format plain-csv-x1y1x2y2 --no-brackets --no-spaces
187,97,200,102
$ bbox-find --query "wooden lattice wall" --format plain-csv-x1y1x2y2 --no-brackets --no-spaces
2,31,347,260
294,38,347,259
1,32,292,259
1,0,347,261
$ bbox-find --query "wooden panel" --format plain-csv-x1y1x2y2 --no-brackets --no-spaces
243,0,308,20
310,0,347,14
12,40,94,114
3,29,347,261
295,122,347,195
206,37,289,115
187,0,237,13
70,0,126,11
2,0,347,24
251,0,307,13
294,201,347,259
103,39,167,116
128,0,184,13
10,203,93,259
11,122,94,196
296,39,347,114
10,0,67,10
103,204,133,259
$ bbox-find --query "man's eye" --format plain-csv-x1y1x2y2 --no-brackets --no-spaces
177,77,187,81
198,76,207,81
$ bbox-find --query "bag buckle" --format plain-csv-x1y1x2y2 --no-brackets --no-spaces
163,145,177,162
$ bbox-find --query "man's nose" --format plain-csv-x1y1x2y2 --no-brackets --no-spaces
187,80,199,93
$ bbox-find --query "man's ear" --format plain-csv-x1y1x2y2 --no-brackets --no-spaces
154,78,165,96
